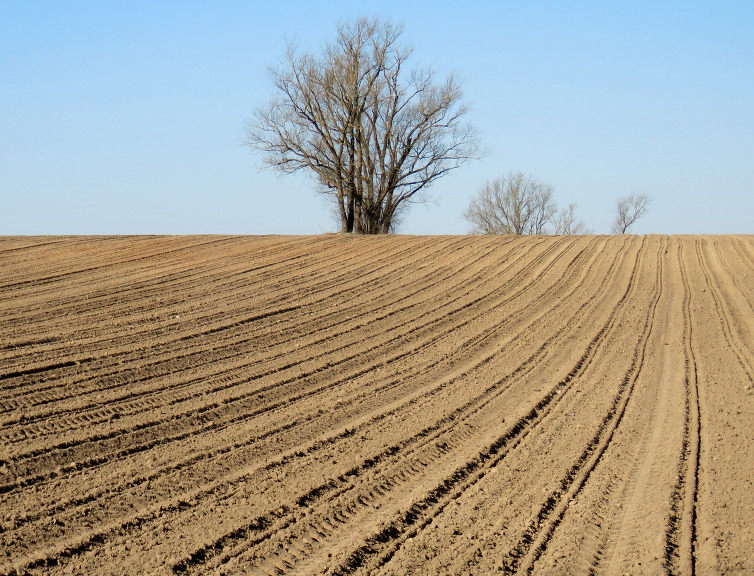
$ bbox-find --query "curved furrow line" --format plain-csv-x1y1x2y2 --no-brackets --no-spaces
0,237,310,320
352,237,650,576
0,236,372,376
0,236,309,307
0,235,382,365
250,237,653,576
0,238,560,500
0,236,184,287
0,236,544,448
0,236,497,432
0,236,239,293
0,252,287,359
568,435,646,576
730,235,754,270
0,337,62,354
0,236,748,576
0,236,462,393
704,238,754,360
174,420,484,575
567,468,625,576
553,237,682,576
710,238,754,318
496,236,664,576
0,234,380,330
0,237,612,572
218,237,433,302
4,350,487,561
0,238,322,348
0,236,566,486
158,237,634,576
0,237,78,256
0,236,624,572
0,239,459,377
694,238,754,381
11,238,512,415
555,240,672,576
0,238,542,476
0,414,311,541
0,235,454,396
0,237,594,558
664,239,701,576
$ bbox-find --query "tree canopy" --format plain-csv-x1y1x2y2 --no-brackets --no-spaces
464,172,556,235
247,18,479,233
464,172,591,235
612,193,653,234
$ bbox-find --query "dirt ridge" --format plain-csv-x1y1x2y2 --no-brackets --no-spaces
0,235,751,576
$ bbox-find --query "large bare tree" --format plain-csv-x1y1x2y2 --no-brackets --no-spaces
611,193,653,234
464,172,557,235
247,18,479,233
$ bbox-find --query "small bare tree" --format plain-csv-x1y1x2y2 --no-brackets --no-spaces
554,203,591,235
464,172,556,235
247,18,479,234
611,193,653,234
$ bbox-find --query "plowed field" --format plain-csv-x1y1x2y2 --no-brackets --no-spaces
1,235,752,575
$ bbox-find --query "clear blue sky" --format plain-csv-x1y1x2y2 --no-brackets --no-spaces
2,1,752,235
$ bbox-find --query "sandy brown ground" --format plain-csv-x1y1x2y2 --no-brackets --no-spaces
0,235,751,576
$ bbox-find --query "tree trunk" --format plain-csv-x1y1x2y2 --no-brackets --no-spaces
346,193,355,233
353,199,363,234
338,187,349,232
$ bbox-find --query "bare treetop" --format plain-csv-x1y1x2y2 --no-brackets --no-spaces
611,193,653,234
464,172,557,235
247,18,480,233
554,203,592,235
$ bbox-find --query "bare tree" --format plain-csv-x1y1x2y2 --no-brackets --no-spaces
247,18,479,234
554,203,592,235
464,172,556,235
611,193,653,234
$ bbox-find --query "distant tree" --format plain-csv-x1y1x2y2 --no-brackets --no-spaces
464,172,557,235
611,193,653,234
246,17,480,234
554,202,592,235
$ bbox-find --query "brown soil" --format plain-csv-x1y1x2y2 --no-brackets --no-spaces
0,234,752,576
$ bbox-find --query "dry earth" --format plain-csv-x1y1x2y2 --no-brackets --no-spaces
0,235,752,576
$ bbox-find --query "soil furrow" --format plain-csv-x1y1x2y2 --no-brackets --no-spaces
664,239,701,576
0,236,402,378
164,238,637,576
0,236,604,572
0,235,750,576
0,236,237,292
0,238,498,449
694,238,753,381
1,237,551,465
0,236,460,399
0,236,571,506
491,237,663,575
0,236,470,406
